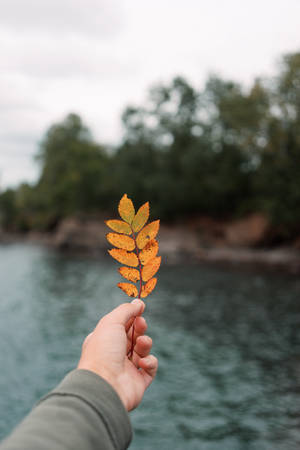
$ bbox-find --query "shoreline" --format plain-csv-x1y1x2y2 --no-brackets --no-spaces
1,219,300,275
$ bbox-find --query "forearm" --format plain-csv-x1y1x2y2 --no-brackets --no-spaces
0,369,132,450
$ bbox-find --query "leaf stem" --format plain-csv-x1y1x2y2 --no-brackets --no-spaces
129,228,143,359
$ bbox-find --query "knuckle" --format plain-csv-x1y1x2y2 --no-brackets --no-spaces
99,315,109,326
151,355,158,366
143,336,152,346
82,333,92,349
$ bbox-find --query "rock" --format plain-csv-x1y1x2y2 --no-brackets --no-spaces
192,216,226,248
53,217,108,251
224,213,269,248
159,225,200,263
294,236,300,250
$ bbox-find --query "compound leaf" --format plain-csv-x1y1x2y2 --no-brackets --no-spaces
118,282,138,298
107,195,160,303
119,267,140,283
108,249,138,267
142,256,161,282
141,277,157,298
118,194,135,224
106,233,135,251
132,202,149,232
105,220,132,235
139,239,159,265
136,220,160,249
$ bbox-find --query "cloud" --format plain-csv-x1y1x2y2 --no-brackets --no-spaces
0,0,123,38
1,32,138,80
0,0,300,189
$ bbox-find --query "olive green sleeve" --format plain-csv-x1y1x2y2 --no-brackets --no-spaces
0,369,132,450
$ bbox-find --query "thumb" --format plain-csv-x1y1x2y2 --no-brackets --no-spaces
102,299,145,326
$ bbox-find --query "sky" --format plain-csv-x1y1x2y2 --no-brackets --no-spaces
1,0,300,189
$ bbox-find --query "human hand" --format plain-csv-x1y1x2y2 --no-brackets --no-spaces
77,299,158,411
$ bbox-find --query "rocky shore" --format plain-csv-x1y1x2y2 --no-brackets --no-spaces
1,213,300,274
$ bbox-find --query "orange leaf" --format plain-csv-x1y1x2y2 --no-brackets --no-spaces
106,233,135,251
132,202,149,232
118,194,135,224
105,220,132,235
141,277,157,298
142,256,161,282
108,249,138,267
139,239,159,265
118,282,138,298
119,267,140,283
136,220,160,249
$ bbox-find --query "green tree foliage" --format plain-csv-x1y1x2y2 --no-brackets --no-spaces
0,52,299,238
0,189,17,230
253,53,300,236
114,76,254,218
34,113,110,228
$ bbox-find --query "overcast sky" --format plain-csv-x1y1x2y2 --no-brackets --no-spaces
1,0,300,189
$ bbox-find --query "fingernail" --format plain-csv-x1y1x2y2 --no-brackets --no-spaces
131,298,141,305
131,298,145,312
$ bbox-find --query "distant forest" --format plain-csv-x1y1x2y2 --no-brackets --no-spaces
1,51,300,240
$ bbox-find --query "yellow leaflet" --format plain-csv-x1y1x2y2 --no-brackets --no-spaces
107,194,160,300
118,282,138,298
106,233,135,251
105,220,132,235
118,194,135,224
136,220,160,249
119,267,140,283
141,278,157,298
108,249,138,267
142,256,161,282
139,239,159,265
132,202,149,232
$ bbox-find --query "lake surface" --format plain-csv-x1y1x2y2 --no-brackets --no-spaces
0,244,300,449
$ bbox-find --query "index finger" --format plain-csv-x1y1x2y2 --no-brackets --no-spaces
101,299,145,327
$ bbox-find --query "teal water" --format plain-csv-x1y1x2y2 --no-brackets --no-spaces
0,244,300,450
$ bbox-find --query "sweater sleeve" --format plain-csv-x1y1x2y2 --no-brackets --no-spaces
0,369,132,450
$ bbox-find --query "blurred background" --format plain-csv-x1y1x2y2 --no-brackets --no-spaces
0,1,300,449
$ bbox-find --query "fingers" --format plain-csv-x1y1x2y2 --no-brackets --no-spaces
100,299,145,327
127,316,147,341
130,334,153,367
130,335,152,365
135,336,152,357
82,332,93,349
139,355,158,388
125,317,135,333
126,316,147,355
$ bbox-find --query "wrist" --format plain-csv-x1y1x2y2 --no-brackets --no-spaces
78,362,129,410
98,370,129,410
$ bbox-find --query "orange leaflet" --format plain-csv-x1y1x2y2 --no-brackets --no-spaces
119,267,140,283
105,220,132,235
118,282,138,298
141,278,157,298
118,194,135,224
108,249,139,267
106,233,135,251
142,256,161,282
132,202,149,232
136,220,160,249
106,194,160,304
139,239,159,265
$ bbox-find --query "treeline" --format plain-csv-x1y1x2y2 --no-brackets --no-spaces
1,52,300,239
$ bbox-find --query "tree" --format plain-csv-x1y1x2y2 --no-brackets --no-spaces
0,189,17,230
35,113,109,228
253,53,300,236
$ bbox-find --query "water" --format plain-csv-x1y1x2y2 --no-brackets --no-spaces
0,244,300,449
